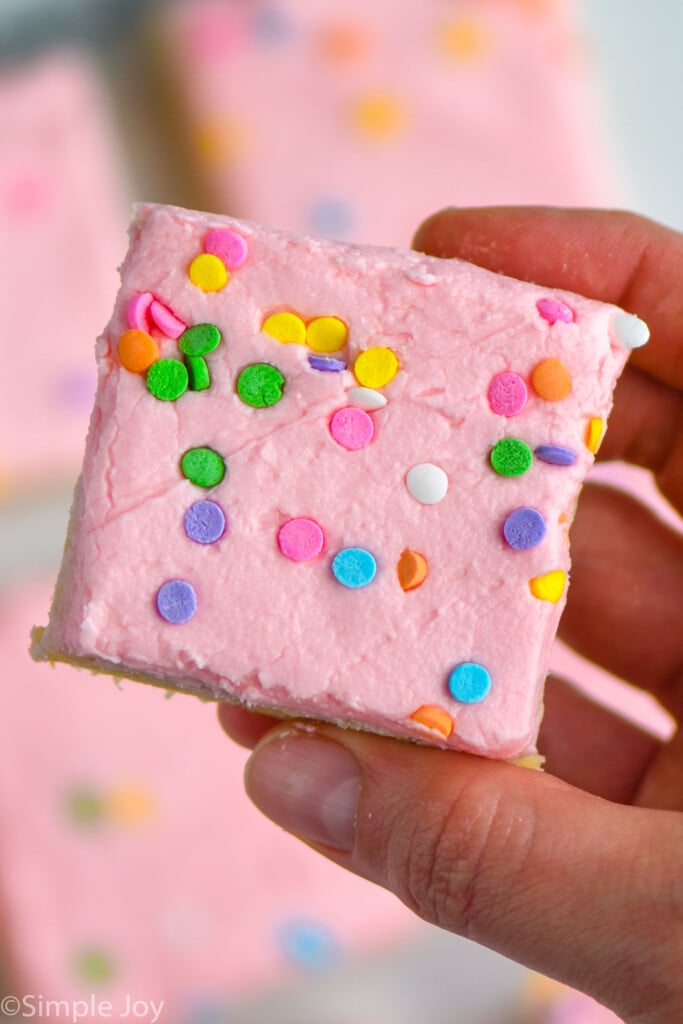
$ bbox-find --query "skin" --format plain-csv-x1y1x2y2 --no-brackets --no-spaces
217,208,683,1024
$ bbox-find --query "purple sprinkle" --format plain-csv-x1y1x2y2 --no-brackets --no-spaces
502,508,547,551
536,298,575,325
535,444,577,467
183,500,227,545
156,580,197,624
308,355,347,373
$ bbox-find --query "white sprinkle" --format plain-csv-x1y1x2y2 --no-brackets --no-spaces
611,311,650,349
406,463,449,505
346,386,388,410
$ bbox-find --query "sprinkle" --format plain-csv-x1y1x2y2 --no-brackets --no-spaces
308,355,346,372
585,417,605,454
331,547,377,589
447,662,492,704
204,228,248,270
117,329,159,374
406,463,448,505
263,312,306,347
529,570,567,604
536,298,575,325
503,508,547,550
105,785,155,827
512,753,545,771
74,949,115,984
277,518,325,561
65,788,103,826
310,198,355,238
352,93,406,139
184,500,227,544
611,311,650,349
531,358,572,402
236,363,285,408
346,386,387,410
397,550,428,591
150,300,186,339
185,356,211,391
277,919,339,971
487,372,527,417
490,438,533,477
127,291,154,332
438,19,490,61
180,447,226,488
409,705,454,739
329,407,374,450
146,358,189,401
179,323,222,356
189,253,228,292
306,316,348,353
156,579,197,624
535,444,577,467
354,347,399,389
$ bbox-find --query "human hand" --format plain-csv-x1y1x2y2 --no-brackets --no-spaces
218,208,683,1024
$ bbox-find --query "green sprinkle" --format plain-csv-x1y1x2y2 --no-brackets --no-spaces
74,948,115,984
146,358,189,401
179,323,222,356
236,363,285,408
186,355,211,391
181,447,226,488
490,438,533,477
65,788,103,827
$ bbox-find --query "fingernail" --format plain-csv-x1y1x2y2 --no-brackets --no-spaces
245,729,361,851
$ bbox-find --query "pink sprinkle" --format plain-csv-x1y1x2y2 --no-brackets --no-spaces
204,228,248,270
150,300,186,340
329,407,374,450
487,372,528,417
536,297,575,325
127,292,154,332
277,518,325,562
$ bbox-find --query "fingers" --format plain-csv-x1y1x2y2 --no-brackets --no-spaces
217,702,276,749
243,722,683,1022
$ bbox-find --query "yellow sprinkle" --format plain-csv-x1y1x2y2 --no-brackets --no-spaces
409,705,454,740
352,93,406,140
354,346,399,388
306,316,348,353
585,416,605,454
438,19,491,61
511,753,546,771
189,253,228,292
195,118,250,166
529,570,567,604
262,311,306,345
104,785,155,827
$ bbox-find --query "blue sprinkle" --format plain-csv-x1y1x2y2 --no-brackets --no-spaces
308,355,347,373
251,6,297,44
277,919,340,971
183,500,227,545
331,547,377,589
448,662,492,704
535,444,577,467
156,580,197,624
502,508,547,551
309,198,355,240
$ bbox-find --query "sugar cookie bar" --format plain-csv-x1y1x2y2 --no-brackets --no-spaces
33,203,648,759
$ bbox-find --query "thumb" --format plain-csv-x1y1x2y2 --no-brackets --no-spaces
244,723,682,1024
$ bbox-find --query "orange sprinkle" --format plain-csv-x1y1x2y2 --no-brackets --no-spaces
397,549,429,591
319,23,372,63
531,358,572,401
117,329,159,374
410,705,454,740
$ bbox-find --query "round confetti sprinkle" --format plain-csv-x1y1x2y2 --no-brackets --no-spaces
438,19,490,61
611,311,650,349
251,5,297,43
262,311,306,345
184,500,227,544
487,371,527,417
353,346,399,388
308,355,346,372
236,363,285,408
319,23,371,64
179,323,222,356
117,329,159,374
409,705,454,739
310,198,355,238
189,253,228,292
585,417,605,454
503,507,547,551
146,358,189,401
331,547,377,589
397,549,428,591
535,444,577,467
406,463,448,505
277,517,324,561
529,569,567,604
278,919,339,971
352,93,406,139
180,447,226,488
74,948,115,984
127,291,154,332
536,297,575,325
105,785,155,826
66,788,103,826
531,358,572,402
306,316,348,353
150,300,186,339
490,438,533,477
345,386,387,410
156,580,197,624
204,227,248,269
447,662,492,704
329,407,374,450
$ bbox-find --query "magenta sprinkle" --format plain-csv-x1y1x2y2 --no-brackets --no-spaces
487,372,527,417
536,298,575,325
